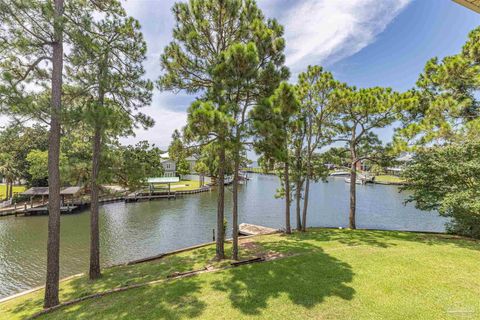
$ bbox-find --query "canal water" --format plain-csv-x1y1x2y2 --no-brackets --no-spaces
0,174,447,298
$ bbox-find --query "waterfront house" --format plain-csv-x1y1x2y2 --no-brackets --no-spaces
160,153,199,177
160,152,177,177
385,152,413,176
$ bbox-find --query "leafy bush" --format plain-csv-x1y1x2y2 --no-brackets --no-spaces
402,142,480,238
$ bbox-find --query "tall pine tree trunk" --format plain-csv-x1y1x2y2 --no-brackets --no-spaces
284,161,291,234
295,147,302,231
302,175,310,232
232,150,240,260
349,150,357,230
7,179,12,200
302,128,313,232
4,179,8,201
9,179,13,199
89,123,102,279
216,143,225,260
295,180,302,231
44,0,63,308
90,57,107,280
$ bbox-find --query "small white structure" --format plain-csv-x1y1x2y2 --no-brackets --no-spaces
386,152,413,176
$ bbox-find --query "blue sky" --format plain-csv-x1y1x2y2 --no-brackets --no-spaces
119,0,479,148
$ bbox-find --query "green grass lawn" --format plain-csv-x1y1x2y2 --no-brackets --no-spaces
1,229,479,319
243,167,277,175
374,175,406,184
171,180,202,191
155,180,202,192
0,184,26,199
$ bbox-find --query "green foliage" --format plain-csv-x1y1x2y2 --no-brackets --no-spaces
25,150,49,182
251,82,299,164
396,26,480,148
402,141,480,239
160,0,289,192
331,86,407,165
176,158,191,177
26,149,68,184
193,161,209,176
370,164,385,176
66,3,154,136
0,123,49,186
168,129,187,162
158,0,288,96
108,141,164,191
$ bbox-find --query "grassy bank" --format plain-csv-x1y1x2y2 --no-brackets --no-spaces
243,167,277,175
1,229,479,319
374,175,406,185
0,184,26,199
157,180,203,192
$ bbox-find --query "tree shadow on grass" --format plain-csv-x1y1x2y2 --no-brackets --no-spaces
9,246,223,319
37,277,206,320
60,245,227,299
211,241,355,316
279,228,480,252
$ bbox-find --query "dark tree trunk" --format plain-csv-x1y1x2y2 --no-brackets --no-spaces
44,0,63,309
302,126,313,232
232,152,240,260
7,179,12,200
295,180,302,231
216,144,225,260
4,179,8,201
302,176,310,232
349,156,357,230
89,124,102,280
284,161,291,234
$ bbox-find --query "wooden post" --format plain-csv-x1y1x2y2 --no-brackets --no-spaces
30,196,33,208
212,229,215,241
42,195,45,205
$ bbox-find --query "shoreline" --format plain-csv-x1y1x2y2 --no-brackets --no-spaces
0,184,213,218
0,227,456,303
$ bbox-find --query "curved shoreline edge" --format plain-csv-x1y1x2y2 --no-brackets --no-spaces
0,228,455,304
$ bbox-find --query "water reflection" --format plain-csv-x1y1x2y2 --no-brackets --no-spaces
0,174,447,298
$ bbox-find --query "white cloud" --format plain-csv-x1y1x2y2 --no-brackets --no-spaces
120,108,187,149
262,0,411,73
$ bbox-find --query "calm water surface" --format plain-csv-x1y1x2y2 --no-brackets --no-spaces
0,174,447,298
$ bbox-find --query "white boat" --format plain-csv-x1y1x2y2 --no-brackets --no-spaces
344,177,364,185
330,171,350,176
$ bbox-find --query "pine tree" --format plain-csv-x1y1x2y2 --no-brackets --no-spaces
159,0,288,259
67,2,153,280
252,82,300,234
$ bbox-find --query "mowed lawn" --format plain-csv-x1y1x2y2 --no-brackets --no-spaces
0,184,26,199
155,180,202,192
1,229,479,320
374,175,406,184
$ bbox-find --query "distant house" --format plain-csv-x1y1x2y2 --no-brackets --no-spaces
385,152,413,176
160,152,198,177
185,155,198,173
160,153,176,177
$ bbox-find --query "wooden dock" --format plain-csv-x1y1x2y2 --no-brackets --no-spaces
239,223,280,236
24,206,79,216
125,193,176,203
